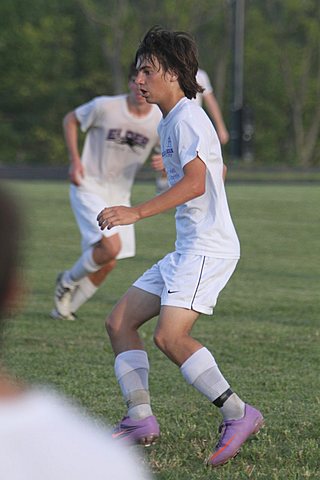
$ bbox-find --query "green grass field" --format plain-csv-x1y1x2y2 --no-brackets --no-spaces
2,180,320,479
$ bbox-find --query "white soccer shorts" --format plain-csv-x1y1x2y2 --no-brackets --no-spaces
133,252,238,315
69,183,135,260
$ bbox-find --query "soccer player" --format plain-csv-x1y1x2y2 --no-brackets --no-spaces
52,63,162,321
97,26,263,468
0,186,151,480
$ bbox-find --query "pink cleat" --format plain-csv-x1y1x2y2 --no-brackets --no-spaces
207,404,264,467
112,415,160,447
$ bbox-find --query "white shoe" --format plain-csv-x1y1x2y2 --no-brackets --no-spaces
54,272,76,318
50,308,76,321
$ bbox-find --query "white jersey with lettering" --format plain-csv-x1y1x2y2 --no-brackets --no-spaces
75,95,161,194
158,97,240,259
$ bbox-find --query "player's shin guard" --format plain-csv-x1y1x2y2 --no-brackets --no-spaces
115,350,152,420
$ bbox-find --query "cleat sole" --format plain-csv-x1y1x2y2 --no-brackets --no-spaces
138,434,159,447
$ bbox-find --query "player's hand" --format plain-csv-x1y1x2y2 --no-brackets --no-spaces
97,206,140,230
151,154,164,171
69,162,84,186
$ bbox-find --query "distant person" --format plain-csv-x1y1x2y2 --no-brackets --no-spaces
51,63,162,321
195,69,229,144
155,67,229,193
0,185,152,480
97,26,263,468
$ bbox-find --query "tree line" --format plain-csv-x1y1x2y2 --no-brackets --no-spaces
0,0,319,167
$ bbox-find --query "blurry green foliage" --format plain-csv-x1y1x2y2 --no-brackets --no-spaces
0,0,319,166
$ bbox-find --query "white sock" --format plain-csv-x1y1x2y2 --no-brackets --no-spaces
115,350,152,420
70,277,98,313
220,393,245,420
180,347,230,401
180,347,245,421
64,247,100,285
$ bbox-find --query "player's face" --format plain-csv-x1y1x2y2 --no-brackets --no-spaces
128,75,147,105
135,57,169,107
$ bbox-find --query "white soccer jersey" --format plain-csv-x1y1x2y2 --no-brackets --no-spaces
194,69,213,106
75,95,161,193
158,97,240,259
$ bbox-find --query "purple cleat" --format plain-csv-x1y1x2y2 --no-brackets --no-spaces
112,415,160,446
207,404,264,468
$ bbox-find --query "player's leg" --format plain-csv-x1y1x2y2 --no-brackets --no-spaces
52,185,122,319
106,286,161,446
155,253,263,466
155,253,245,410
106,286,160,353
68,259,116,314
53,233,121,319
154,305,236,407
155,305,263,466
64,233,121,286
65,264,114,318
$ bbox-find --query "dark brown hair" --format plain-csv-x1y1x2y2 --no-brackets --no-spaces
135,26,204,100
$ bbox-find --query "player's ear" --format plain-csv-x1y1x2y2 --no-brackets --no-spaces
168,69,178,82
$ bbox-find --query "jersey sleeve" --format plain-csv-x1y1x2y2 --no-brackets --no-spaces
174,104,222,170
197,69,213,95
174,119,210,169
75,97,104,133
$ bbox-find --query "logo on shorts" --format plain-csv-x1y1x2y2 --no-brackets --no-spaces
168,289,179,294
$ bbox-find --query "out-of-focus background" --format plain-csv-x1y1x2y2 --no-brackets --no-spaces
1,3,320,478
1,0,320,180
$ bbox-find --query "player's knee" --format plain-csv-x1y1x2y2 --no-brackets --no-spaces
101,243,120,262
105,312,117,337
105,307,130,341
153,330,171,355
97,234,121,263
101,258,117,273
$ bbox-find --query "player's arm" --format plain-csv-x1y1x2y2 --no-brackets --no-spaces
97,156,206,230
63,111,84,186
203,92,229,145
223,163,227,181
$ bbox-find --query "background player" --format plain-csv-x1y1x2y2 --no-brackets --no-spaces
195,68,229,145
97,26,263,468
52,63,162,320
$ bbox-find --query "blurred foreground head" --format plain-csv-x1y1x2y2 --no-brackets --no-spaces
0,186,21,324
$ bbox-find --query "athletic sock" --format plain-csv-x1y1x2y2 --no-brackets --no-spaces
69,276,98,313
180,347,245,421
114,350,152,420
180,347,230,400
64,247,100,285
220,392,245,421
